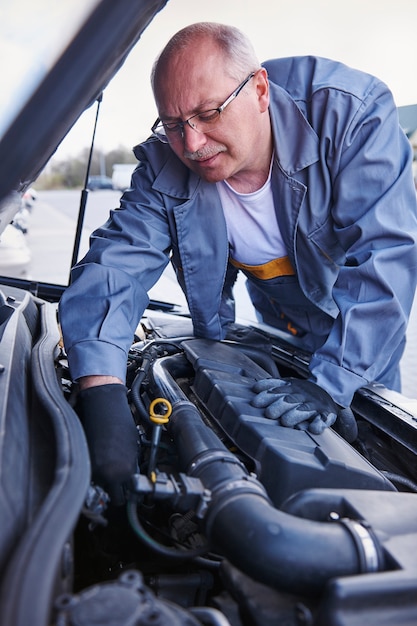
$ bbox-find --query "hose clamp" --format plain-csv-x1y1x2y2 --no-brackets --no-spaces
188,449,245,476
339,517,381,572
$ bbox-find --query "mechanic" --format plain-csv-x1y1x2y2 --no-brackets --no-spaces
59,22,417,503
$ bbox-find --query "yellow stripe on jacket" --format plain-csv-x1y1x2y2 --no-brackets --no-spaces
229,256,295,279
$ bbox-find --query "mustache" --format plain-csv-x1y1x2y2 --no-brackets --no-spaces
184,145,227,161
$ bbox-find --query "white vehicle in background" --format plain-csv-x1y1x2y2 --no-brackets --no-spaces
111,162,136,191
0,223,31,278
0,188,35,278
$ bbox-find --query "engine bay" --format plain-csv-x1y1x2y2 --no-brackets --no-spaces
54,311,417,626
1,288,417,625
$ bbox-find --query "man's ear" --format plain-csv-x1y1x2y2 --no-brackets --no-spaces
255,67,270,113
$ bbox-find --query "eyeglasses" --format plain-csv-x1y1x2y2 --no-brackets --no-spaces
151,72,255,144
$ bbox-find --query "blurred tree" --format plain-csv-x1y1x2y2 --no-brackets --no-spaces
104,146,136,176
35,146,136,189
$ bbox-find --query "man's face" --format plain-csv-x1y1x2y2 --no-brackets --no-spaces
154,43,270,184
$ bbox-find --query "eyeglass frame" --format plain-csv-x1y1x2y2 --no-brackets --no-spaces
151,71,256,143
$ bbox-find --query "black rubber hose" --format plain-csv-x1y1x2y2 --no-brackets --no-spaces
129,352,154,423
151,357,383,595
127,500,209,560
381,471,417,493
334,406,358,443
168,402,364,594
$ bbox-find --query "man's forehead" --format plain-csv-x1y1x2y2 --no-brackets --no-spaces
156,34,230,83
155,52,233,117
161,44,222,77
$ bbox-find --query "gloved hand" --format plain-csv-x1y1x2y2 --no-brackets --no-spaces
251,377,339,434
76,383,138,505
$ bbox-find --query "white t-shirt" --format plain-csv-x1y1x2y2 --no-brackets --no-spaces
216,163,286,266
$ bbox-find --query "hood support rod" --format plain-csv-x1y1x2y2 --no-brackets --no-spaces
69,93,103,282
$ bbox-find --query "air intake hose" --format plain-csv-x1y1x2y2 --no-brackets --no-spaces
152,356,384,594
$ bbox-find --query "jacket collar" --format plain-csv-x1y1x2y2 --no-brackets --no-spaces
268,82,319,176
152,146,201,200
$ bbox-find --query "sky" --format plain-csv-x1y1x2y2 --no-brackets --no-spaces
40,0,417,157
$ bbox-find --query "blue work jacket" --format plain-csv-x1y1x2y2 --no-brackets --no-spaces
59,56,417,407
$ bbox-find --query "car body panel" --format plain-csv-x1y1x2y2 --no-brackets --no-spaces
0,288,90,626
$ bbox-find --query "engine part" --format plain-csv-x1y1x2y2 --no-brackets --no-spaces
54,570,207,626
149,345,386,594
167,339,395,506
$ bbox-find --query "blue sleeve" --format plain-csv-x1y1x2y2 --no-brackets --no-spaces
309,81,417,405
59,158,171,382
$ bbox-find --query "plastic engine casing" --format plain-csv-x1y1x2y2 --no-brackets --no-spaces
183,339,395,507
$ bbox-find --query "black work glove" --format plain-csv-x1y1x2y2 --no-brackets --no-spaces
251,377,338,434
76,384,138,505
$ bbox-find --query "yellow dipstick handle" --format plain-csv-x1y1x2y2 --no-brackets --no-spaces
149,397,172,424
148,398,172,476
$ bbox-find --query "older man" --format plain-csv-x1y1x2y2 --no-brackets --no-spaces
59,22,417,502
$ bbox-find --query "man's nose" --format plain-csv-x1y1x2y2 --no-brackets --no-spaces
182,122,207,153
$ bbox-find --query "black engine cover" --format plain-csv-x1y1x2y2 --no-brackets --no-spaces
183,339,395,506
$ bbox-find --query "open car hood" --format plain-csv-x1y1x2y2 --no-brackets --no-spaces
0,0,168,233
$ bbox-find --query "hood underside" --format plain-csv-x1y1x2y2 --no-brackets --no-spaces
0,0,168,221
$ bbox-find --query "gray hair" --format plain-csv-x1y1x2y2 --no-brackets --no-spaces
151,22,261,93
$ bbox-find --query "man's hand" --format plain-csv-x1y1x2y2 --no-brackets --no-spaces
76,383,138,505
251,378,339,434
